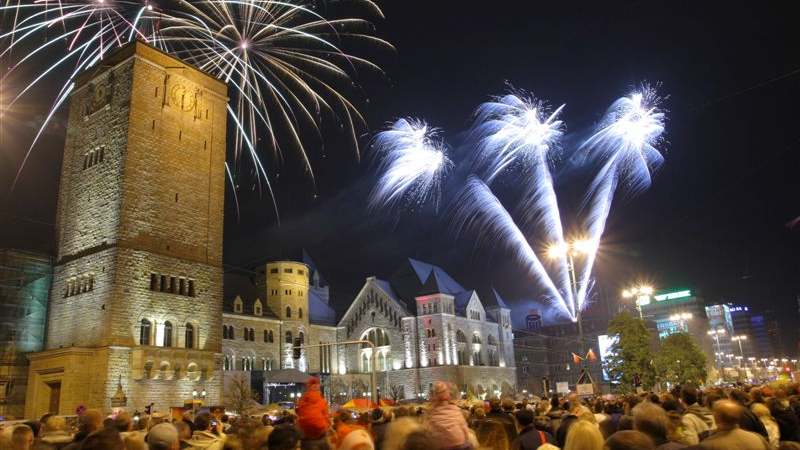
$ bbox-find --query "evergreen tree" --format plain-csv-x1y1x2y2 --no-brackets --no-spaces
603,311,655,393
654,331,708,387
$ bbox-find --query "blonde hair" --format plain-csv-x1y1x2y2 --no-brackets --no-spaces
45,416,70,433
382,417,422,450
537,445,560,450
751,403,775,422
574,405,597,424
564,420,603,450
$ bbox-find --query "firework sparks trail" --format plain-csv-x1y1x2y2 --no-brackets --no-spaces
368,118,452,212
451,176,573,319
1,0,391,210
574,85,665,310
469,91,574,315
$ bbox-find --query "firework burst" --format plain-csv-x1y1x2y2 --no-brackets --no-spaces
368,118,452,212
574,84,666,310
1,0,391,208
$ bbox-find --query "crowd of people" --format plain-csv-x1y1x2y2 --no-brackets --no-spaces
2,379,800,450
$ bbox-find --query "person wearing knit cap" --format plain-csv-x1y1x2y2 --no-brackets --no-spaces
332,422,374,450
297,377,332,440
424,381,472,450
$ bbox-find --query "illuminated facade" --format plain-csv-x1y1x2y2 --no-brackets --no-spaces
24,41,229,419
335,259,516,399
222,257,516,401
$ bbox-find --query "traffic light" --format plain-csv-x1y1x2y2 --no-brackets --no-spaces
293,338,302,360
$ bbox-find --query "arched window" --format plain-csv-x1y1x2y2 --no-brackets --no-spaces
269,330,274,343
163,321,173,347
286,306,292,318
229,326,235,340
264,329,269,343
223,325,228,340
377,352,385,372
185,323,195,349
457,330,467,343
140,319,151,345
488,335,497,346
249,328,255,342
472,334,482,345
285,331,293,344
299,331,305,344
299,308,304,319
361,353,370,373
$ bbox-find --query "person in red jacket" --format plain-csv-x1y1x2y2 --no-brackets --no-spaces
296,378,332,440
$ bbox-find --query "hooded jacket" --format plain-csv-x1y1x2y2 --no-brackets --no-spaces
425,403,471,449
681,403,715,445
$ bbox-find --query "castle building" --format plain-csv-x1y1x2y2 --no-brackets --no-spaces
223,257,517,401
24,41,229,418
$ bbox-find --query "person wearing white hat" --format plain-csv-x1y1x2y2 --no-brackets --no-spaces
146,422,181,450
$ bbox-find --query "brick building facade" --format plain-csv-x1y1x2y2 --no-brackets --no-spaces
24,41,229,418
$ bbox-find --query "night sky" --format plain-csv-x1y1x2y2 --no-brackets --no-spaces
2,2,799,347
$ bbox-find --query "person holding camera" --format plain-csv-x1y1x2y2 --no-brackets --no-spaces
186,412,226,450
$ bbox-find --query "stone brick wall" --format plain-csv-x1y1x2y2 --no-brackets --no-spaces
27,41,228,418
333,278,516,399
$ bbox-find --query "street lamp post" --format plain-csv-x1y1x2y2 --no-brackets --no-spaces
731,335,747,360
191,389,206,418
548,239,593,356
669,312,693,332
707,328,726,368
622,285,654,321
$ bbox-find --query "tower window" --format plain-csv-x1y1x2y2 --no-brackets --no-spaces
140,319,152,345
163,321,173,347
286,306,292,318
249,328,255,342
285,331,292,344
284,268,293,274
299,308,304,319
185,323,195,349
270,268,278,274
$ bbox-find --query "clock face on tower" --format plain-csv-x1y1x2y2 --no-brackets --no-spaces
171,84,196,112
92,83,109,109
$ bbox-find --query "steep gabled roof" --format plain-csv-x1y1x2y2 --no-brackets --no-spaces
453,290,476,317
308,290,336,326
483,287,509,310
388,258,466,311
407,259,465,295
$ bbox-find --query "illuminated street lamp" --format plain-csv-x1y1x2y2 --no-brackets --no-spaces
547,238,593,355
669,312,693,332
731,335,747,359
191,389,206,417
707,329,726,367
622,285,654,321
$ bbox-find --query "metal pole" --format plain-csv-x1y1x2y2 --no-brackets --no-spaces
567,253,584,355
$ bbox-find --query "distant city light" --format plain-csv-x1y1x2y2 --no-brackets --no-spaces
653,290,691,301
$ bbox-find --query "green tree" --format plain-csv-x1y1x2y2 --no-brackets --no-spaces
603,311,655,393
654,332,708,387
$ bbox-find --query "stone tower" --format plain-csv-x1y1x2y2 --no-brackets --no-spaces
265,262,310,370
25,41,228,418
